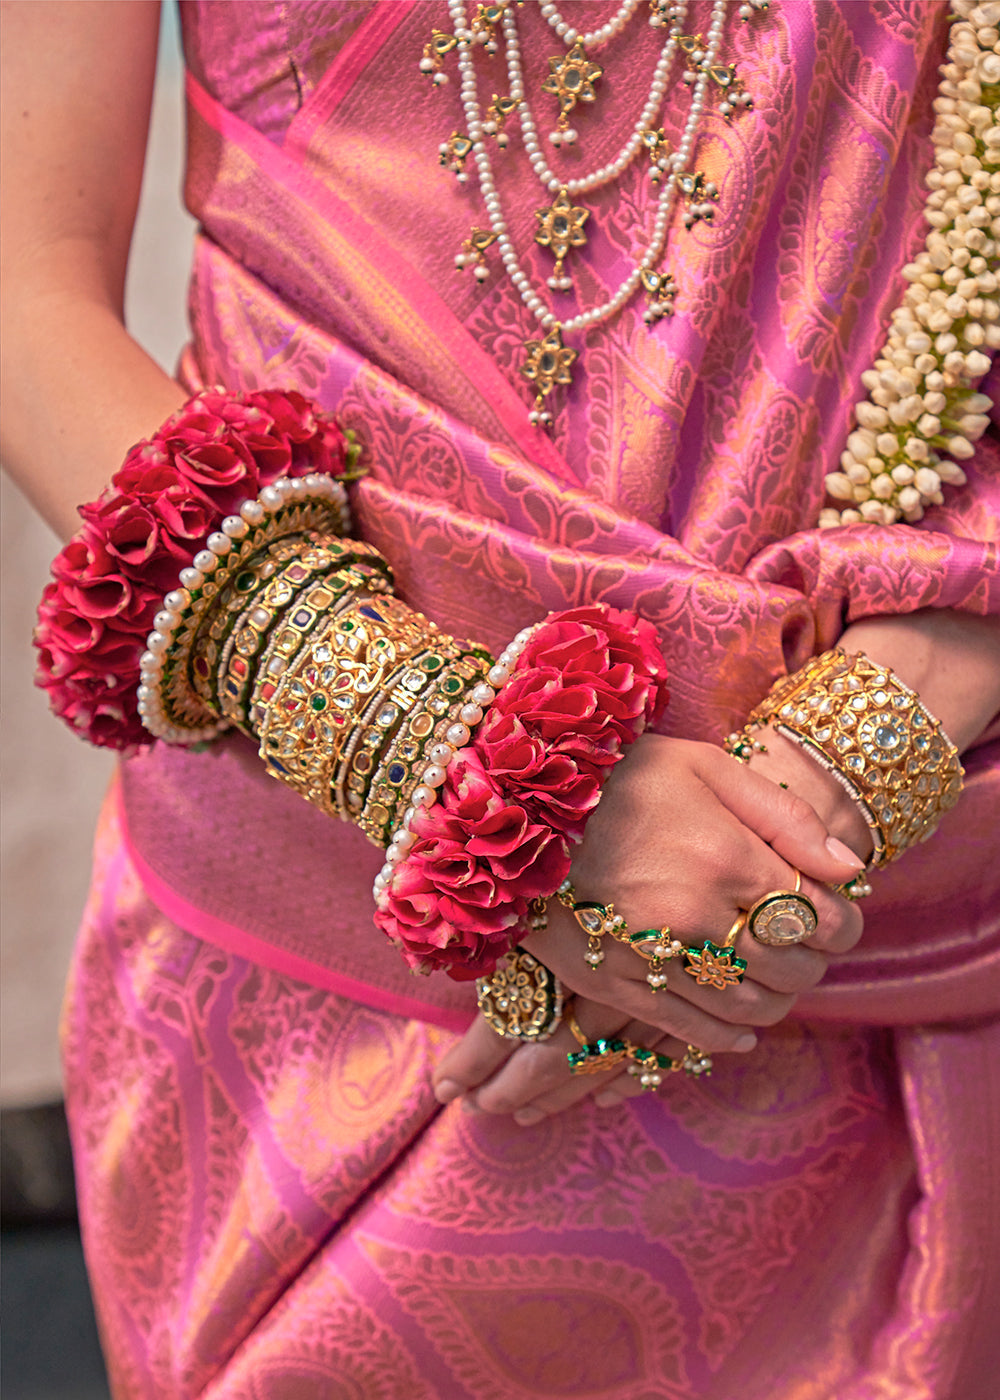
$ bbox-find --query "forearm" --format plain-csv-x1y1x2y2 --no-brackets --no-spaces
1,273,185,541
840,609,1000,753
1,0,181,540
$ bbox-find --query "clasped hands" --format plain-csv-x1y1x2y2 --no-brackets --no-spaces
432,734,869,1125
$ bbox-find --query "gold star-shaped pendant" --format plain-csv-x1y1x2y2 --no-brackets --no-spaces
541,41,604,119
522,324,578,399
683,941,748,990
535,188,590,271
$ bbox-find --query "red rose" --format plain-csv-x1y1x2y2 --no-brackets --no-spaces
375,852,520,975
474,710,602,839
171,443,259,514
50,526,116,586
79,497,189,589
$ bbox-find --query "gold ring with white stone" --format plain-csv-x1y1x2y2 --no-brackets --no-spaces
747,869,818,947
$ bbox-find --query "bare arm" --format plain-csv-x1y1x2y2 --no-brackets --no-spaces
1,0,185,540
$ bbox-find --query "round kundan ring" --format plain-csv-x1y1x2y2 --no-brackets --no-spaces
476,947,565,1042
747,870,818,946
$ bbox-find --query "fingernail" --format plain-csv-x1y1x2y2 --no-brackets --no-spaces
514,1107,545,1126
433,1078,462,1104
826,836,864,870
734,1033,758,1053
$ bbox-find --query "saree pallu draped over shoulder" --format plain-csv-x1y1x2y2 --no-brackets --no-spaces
65,3,1000,1396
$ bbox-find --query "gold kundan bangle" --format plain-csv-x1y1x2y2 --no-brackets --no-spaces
356,652,492,844
220,563,392,733
333,641,469,823
257,594,436,812
746,649,963,865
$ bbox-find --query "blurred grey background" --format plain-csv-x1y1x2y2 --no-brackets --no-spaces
2,5,195,1393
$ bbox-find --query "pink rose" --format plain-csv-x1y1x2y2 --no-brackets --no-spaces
474,710,602,839
80,497,189,590
171,443,259,514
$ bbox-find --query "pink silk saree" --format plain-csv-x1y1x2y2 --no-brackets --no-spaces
63,2,1000,1396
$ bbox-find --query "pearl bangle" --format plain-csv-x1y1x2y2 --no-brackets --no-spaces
138,475,350,745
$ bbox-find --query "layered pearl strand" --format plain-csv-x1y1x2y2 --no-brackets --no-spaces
372,625,538,906
821,0,1000,527
538,0,646,51
447,0,728,365
507,3,691,193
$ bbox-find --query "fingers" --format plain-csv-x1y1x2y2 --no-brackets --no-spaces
432,1015,515,1104
504,1017,692,1125
696,745,865,886
469,1006,696,1124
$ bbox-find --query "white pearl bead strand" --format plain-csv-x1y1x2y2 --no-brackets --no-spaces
448,0,728,340
373,624,539,907
537,0,646,51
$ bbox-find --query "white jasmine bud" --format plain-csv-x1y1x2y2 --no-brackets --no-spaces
871,472,897,499
903,436,930,461
859,498,892,523
856,402,889,429
897,485,923,513
936,460,968,483
917,413,942,436
915,466,942,495
922,391,948,414
927,308,955,333
825,472,855,500
876,431,901,456
946,435,976,458
891,462,916,484
958,412,990,435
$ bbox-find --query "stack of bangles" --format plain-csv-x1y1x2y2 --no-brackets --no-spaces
35,389,965,1093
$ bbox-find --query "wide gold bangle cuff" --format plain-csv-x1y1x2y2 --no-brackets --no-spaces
747,649,963,866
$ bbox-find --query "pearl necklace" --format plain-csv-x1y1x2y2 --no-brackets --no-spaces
538,0,646,51
508,3,690,194
444,0,740,423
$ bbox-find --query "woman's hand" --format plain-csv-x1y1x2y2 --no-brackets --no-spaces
434,734,866,1119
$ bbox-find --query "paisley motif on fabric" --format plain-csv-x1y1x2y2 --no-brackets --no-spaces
659,1021,894,1163
228,968,441,1210
635,1141,868,1363
386,1101,654,1236
357,1237,690,1400
203,1275,437,1400
775,4,911,380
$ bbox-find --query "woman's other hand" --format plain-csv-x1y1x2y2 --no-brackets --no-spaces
434,734,866,1120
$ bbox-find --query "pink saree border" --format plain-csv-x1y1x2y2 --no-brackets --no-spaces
113,778,475,1035
185,70,579,486
285,0,419,144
